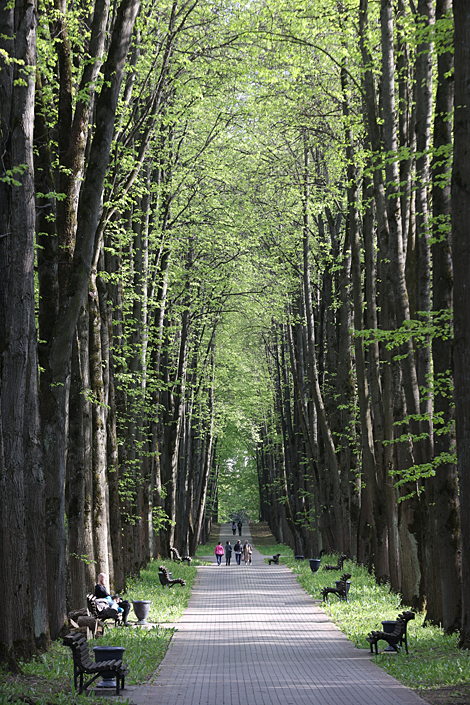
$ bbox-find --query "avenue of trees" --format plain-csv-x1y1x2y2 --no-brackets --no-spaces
2,0,470,667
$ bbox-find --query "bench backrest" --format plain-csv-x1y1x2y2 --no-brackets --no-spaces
87,593,120,622
159,565,171,582
338,573,351,591
63,633,93,669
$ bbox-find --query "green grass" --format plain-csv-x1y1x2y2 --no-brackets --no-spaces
286,553,470,691
256,543,294,557
0,560,196,704
196,540,219,557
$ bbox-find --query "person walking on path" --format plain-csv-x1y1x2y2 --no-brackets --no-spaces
237,520,242,536
234,540,242,565
225,541,233,565
231,521,237,535
215,542,224,565
243,540,252,565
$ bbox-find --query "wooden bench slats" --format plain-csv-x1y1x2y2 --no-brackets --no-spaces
170,547,192,565
321,573,351,602
87,593,123,627
366,611,415,654
62,632,128,695
159,565,186,588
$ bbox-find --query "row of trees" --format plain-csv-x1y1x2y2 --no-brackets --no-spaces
2,0,470,666
249,0,466,643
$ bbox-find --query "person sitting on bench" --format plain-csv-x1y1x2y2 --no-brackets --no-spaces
95,573,131,626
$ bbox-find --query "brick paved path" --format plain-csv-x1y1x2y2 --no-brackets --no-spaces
129,524,426,705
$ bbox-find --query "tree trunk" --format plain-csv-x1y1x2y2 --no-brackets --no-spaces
0,0,48,664
430,0,461,634
301,138,342,547
342,63,387,576
380,0,425,608
89,263,110,579
40,0,140,638
451,0,470,649
66,336,87,610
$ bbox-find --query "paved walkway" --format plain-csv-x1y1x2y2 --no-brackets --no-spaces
128,524,426,705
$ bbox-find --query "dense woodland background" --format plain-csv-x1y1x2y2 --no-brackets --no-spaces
2,0,470,668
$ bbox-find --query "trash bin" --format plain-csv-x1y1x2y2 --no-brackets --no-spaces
93,645,125,688
132,600,151,624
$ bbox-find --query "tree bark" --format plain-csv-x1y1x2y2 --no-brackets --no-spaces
0,0,48,664
42,0,140,638
452,0,470,649
89,262,110,580
380,0,425,608
342,63,387,576
430,0,461,634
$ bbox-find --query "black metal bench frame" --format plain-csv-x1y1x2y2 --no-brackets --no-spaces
63,632,129,695
268,553,281,565
321,573,351,602
366,611,415,654
159,565,186,588
170,547,192,565
87,593,123,627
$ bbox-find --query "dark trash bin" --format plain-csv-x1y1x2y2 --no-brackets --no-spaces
309,558,321,573
93,645,125,688
335,580,351,598
133,600,151,624
381,620,399,651
158,572,172,587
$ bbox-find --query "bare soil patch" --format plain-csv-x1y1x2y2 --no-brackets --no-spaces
415,685,470,705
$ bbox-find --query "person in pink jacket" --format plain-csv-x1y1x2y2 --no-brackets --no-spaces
214,542,224,566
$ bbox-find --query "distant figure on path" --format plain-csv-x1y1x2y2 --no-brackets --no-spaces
225,541,233,565
215,542,224,565
234,540,242,565
237,520,242,536
243,540,252,565
232,521,237,535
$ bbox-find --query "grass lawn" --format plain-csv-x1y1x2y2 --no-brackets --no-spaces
252,522,470,705
0,559,197,705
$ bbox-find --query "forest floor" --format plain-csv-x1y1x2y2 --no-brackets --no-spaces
417,686,470,705
249,523,470,705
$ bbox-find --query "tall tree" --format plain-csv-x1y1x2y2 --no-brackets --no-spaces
452,0,470,650
0,0,48,665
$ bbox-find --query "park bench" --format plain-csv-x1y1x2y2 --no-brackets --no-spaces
158,565,186,588
321,573,351,602
87,594,123,627
323,553,347,571
170,546,192,565
366,611,415,654
268,553,281,565
63,632,129,695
